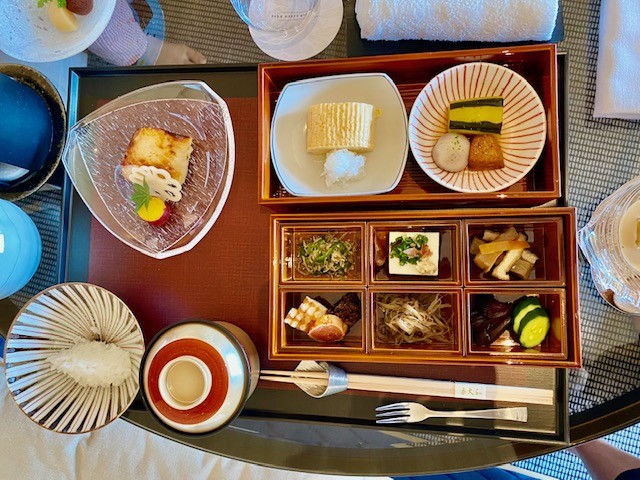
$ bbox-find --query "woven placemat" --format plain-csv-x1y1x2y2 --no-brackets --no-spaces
557,0,640,414
9,187,62,307
88,0,347,66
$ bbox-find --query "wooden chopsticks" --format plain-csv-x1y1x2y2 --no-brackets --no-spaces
260,370,554,405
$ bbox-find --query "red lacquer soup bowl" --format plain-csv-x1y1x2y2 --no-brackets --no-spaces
141,320,259,435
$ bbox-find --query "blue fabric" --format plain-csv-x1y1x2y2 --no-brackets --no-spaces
393,467,538,480
616,468,640,480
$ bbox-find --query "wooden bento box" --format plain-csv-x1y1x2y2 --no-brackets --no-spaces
259,44,560,207
269,208,580,368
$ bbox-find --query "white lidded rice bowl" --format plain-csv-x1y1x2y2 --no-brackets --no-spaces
4,283,144,433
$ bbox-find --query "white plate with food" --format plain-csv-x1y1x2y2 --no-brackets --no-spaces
62,81,235,259
4,283,144,433
271,73,408,197
0,0,116,62
409,63,546,193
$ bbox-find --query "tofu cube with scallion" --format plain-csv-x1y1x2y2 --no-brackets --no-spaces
388,232,440,276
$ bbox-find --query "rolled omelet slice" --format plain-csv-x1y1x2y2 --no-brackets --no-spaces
306,102,380,155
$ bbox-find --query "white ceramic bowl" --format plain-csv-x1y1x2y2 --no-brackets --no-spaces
409,62,546,193
0,0,116,62
4,283,144,433
62,81,235,259
271,73,408,196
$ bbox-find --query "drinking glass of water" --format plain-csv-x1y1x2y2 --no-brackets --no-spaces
230,0,320,46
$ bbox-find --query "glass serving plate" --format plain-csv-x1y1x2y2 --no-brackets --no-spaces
62,81,235,259
578,175,640,313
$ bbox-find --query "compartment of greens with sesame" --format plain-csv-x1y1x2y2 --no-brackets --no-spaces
294,232,360,280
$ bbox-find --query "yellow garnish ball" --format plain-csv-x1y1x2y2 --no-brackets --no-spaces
136,196,167,222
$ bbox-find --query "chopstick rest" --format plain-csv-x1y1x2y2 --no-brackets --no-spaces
293,361,348,398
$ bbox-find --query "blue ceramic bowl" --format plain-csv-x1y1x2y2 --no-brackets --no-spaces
0,65,66,201
0,199,41,299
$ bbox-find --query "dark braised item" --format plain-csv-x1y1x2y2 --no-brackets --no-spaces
471,296,513,346
313,296,333,310
472,315,511,347
329,292,361,327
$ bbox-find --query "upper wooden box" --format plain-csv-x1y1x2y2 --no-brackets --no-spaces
258,44,560,207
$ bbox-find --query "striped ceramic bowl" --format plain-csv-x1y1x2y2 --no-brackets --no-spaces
409,62,546,193
3,283,144,433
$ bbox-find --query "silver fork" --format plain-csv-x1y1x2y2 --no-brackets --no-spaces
375,402,528,424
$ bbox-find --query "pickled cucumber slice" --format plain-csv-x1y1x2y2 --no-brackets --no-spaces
512,296,542,335
517,308,551,348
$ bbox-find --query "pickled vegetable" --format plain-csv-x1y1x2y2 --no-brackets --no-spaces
471,297,513,346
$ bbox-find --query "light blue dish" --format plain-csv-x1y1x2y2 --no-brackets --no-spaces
0,199,41,299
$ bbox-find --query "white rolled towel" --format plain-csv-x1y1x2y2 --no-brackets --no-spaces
594,0,640,119
355,0,559,42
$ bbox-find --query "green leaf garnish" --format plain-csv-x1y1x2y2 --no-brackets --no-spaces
37,0,67,8
131,180,151,211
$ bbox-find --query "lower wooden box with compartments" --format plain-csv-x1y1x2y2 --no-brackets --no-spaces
269,208,580,367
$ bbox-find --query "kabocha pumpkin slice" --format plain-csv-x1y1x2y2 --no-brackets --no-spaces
448,97,503,135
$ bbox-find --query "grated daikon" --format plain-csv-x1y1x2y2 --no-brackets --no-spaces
322,149,366,187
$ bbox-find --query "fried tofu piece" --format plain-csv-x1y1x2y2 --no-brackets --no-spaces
468,134,504,171
121,127,193,185
284,296,328,333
